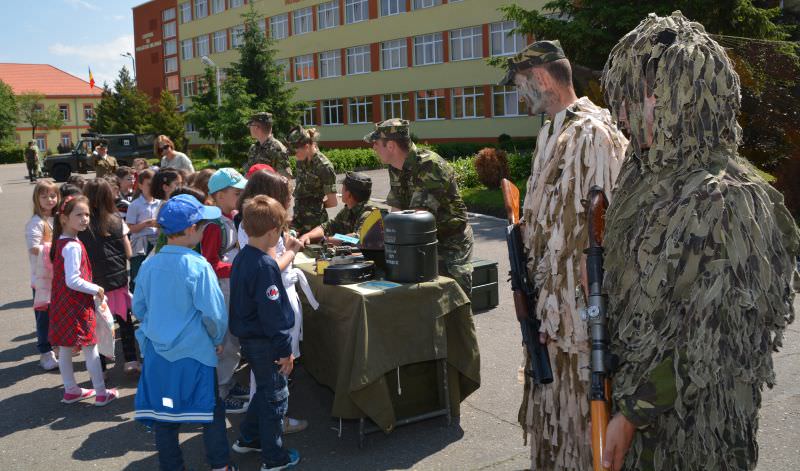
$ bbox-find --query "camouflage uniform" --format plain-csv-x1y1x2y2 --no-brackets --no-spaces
365,119,474,295
501,42,629,470
321,172,374,237
601,12,799,470
288,125,336,234
24,143,40,181
244,112,292,179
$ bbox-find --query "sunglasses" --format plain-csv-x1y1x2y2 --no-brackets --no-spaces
159,145,171,151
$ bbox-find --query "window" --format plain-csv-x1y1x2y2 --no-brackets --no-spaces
270,14,288,40
450,26,482,61
179,2,191,23
319,50,341,78
381,39,407,70
35,136,46,152
58,105,69,120
322,99,343,125
348,96,373,124
186,122,197,133
181,39,193,59
257,18,266,35
413,33,443,66
275,59,290,82
229,0,243,8
165,56,178,73
293,7,313,35
294,54,314,82
212,31,227,53
452,86,484,119
382,93,408,119
413,0,441,8
83,104,94,120
195,35,209,57
416,89,445,120
166,75,180,91
164,39,177,56
346,45,370,75
211,0,224,14
162,7,176,21
490,21,525,56
345,0,368,24
230,25,245,48
182,77,196,97
318,1,339,30
302,104,317,126
194,0,207,19
163,21,176,39
493,85,527,116
380,0,405,16
61,133,72,147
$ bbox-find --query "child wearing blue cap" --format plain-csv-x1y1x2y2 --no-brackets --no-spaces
133,194,238,471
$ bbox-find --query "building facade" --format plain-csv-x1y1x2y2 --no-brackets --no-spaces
133,0,545,147
0,63,102,153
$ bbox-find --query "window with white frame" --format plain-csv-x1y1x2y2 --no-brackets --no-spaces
179,2,191,23
230,25,245,47
83,104,94,120
319,50,341,78
322,99,343,125
163,21,176,39
416,89,445,120
270,14,288,40
229,0,243,7
381,39,407,70
164,57,178,73
181,39,193,59
348,96,373,124
58,105,69,120
257,19,266,34
213,30,227,53
162,7,176,21
211,0,224,14
490,21,525,56
195,35,209,57
380,0,405,16
318,1,339,29
452,86,484,119
293,7,312,35
450,26,482,61
413,33,443,66
382,93,408,119
182,77,196,97
275,59,290,81
194,0,207,19
413,0,441,9
345,0,368,24
302,103,317,126
493,85,527,116
346,45,370,75
35,136,46,152
164,39,177,56
61,134,72,147
294,54,314,82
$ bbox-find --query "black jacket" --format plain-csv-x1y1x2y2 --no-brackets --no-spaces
79,216,129,291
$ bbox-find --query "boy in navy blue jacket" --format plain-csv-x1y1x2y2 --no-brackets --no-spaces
229,195,301,470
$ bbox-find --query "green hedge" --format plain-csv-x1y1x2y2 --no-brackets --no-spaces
0,145,24,164
424,139,536,160
190,145,219,161
452,152,531,190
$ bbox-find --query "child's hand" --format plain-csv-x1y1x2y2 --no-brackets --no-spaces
95,287,105,299
147,219,158,227
285,236,304,254
215,345,224,356
275,354,294,376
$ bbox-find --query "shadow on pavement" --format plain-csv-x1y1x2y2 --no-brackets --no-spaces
469,218,505,243
0,359,57,390
0,299,33,311
11,332,37,342
0,340,38,363
72,397,155,462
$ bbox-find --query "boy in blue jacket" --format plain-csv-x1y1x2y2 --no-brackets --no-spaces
229,195,301,470
133,194,237,471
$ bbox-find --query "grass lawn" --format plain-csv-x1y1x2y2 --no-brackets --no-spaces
461,179,527,219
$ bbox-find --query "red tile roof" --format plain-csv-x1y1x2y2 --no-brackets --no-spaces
0,63,102,97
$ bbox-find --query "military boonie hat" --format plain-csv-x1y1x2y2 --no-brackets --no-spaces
341,171,372,193
498,40,566,86
285,125,318,145
248,112,273,126
363,118,410,143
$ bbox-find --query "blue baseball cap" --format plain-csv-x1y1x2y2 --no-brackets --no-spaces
208,168,248,194
158,194,221,235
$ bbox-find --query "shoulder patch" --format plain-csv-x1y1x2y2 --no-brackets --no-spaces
266,285,280,301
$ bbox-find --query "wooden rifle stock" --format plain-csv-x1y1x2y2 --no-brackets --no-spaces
501,178,521,225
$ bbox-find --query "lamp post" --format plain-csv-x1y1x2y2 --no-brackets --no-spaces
121,52,136,81
200,55,223,158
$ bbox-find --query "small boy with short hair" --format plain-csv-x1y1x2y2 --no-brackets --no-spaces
132,194,237,471
230,195,300,470
114,166,136,217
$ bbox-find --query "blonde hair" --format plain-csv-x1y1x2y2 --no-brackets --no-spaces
32,181,59,243
242,195,286,238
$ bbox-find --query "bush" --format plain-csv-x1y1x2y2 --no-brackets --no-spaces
474,147,509,189
452,156,480,189
0,145,24,164
321,148,382,173
508,152,532,181
190,144,218,161
428,142,489,160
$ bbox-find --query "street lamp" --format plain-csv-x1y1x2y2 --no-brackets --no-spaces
201,55,223,158
121,52,136,81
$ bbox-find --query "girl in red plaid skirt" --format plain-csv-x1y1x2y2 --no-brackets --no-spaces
49,195,118,406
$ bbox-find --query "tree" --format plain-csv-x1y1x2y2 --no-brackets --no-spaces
151,90,187,151
0,80,17,144
186,67,220,145
90,67,154,135
16,92,64,140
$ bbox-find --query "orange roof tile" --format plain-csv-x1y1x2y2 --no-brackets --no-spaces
0,63,102,97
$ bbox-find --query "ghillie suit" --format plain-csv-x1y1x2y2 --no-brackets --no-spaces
601,11,800,471
520,96,628,469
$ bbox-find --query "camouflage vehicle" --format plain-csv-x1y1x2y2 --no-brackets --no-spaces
44,133,155,182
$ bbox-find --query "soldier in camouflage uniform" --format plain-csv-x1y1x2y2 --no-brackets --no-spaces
287,125,338,234
599,12,799,471
244,112,292,180
365,119,474,295
298,171,375,245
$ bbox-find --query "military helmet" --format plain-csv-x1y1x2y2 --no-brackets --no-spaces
498,40,566,86
363,118,410,143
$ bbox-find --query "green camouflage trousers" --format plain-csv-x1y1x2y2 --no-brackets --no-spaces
438,225,474,296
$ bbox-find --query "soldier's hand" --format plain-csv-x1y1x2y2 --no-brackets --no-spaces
602,413,636,471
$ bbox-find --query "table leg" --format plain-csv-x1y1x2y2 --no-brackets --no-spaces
439,358,452,426
358,417,365,449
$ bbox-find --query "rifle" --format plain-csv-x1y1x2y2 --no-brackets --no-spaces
583,186,616,471
500,179,553,385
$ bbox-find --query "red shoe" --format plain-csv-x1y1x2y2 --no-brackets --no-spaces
62,388,96,404
94,388,118,407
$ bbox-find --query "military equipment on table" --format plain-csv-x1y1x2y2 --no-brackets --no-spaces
500,179,553,385
44,133,155,182
383,210,438,284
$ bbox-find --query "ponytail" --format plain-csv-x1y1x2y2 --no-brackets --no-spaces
50,195,89,262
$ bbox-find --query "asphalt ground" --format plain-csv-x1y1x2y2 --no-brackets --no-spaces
0,162,797,470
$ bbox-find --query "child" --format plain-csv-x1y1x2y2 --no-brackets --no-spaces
49,195,117,406
126,169,159,288
205,168,248,413
132,194,237,471
190,168,216,204
150,168,183,201
114,166,136,217
25,181,59,370
79,179,139,375
230,195,301,470
299,171,375,245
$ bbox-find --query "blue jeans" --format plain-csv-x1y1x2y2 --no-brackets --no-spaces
239,338,290,467
153,380,230,471
32,289,51,354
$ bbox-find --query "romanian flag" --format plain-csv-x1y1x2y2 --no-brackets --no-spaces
88,67,95,89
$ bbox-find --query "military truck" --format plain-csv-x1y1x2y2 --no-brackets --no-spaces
44,133,155,182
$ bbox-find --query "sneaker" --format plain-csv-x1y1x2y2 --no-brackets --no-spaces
224,396,248,414
228,382,250,400
124,361,141,375
95,388,119,407
232,437,261,454
282,417,308,434
40,351,58,371
260,449,300,471
62,388,96,404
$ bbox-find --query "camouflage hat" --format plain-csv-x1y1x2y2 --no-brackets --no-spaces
285,125,318,146
363,118,410,143
498,40,566,86
341,171,372,193
248,112,273,126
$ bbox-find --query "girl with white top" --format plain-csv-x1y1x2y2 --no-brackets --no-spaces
126,169,160,289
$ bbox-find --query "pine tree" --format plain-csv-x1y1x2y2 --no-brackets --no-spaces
151,90,187,151
0,79,18,145
90,67,154,135
186,67,219,144
216,71,255,164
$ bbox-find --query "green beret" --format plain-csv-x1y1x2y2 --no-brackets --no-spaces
363,118,410,143
498,40,566,86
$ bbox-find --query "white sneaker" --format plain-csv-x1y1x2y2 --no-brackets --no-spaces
282,417,308,434
40,351,58,371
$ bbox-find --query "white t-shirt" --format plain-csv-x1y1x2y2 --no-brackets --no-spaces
160,151,195,173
